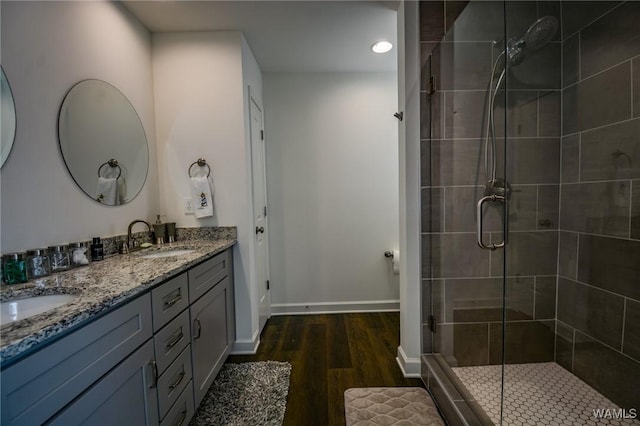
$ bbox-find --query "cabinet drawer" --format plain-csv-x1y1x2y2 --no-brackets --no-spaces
152,273,189,332
157,345,192,420
188,250,229,303
160,381,195,426
1,294,152,426
154,309,190,374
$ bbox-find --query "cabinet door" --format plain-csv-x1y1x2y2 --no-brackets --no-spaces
46,340,159,426
190,275,232,407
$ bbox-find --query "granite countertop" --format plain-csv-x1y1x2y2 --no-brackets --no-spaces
0,238,236,367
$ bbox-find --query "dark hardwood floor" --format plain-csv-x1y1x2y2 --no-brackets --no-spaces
227,312,424,426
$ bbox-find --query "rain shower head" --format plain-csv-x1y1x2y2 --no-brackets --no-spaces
506,15,559,66
523,16,559,51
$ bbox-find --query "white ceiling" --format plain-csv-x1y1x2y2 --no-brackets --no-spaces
121,1,399,73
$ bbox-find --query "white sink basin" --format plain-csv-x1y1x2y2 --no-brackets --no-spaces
140,249,195,259
1,294,78,324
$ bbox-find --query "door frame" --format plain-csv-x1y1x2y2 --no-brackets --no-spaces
248,86,271,331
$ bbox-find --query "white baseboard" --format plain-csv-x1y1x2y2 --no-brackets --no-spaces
231,331,260,354
396,345,422,378
270,300,400,315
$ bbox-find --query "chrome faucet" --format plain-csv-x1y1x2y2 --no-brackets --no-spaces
127,219,152,251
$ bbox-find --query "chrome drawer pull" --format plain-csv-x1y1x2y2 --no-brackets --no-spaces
163,290,182,308
168,370,185,391
174,409,187,426
149,360,158,389
193,318,202,339
165,329,184,350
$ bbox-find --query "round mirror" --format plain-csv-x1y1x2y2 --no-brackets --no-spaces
1,67,17,168
58,79,148,205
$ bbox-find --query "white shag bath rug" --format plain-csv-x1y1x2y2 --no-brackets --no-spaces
191,361,291,426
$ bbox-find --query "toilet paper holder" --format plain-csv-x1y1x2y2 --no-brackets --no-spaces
385,250,400,275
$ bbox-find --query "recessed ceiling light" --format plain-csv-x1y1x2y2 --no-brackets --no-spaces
371,41,393,54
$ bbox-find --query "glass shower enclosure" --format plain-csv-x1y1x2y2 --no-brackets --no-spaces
420,1,640,424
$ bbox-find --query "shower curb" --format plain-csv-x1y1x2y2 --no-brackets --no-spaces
422,354,493,425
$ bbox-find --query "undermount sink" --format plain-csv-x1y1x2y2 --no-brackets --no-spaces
139,249,195,259
1,294,78,325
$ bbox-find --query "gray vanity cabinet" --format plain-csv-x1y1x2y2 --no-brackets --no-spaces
0,247,235,426
189,251,235,407
0,294,153,426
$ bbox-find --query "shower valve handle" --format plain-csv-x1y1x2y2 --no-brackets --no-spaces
477,194,507,250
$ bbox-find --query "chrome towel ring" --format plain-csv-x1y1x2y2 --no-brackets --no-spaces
97,159,121,179
188,158,211,178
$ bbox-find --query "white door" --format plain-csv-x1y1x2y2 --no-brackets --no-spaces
249,92,270,332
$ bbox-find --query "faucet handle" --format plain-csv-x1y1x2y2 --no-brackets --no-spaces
130,237,139,248
119,242,129,254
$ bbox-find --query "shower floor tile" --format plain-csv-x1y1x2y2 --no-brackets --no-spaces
452,362,639,425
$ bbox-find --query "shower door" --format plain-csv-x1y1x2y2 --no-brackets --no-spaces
425,0,560,423
423,1,510,423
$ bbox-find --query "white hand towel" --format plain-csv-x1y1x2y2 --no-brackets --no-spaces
190,176,214,218
95,177,119,205
118,177,127,204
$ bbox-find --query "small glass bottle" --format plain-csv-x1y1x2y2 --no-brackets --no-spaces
26,248,50,278
69,242,90,267
2,253,29,284
90,237,104,261
49,245,70,272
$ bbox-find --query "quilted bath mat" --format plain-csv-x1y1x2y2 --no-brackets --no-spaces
344,387,445,426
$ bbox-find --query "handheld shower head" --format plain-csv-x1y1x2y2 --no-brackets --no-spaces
483,16,559,186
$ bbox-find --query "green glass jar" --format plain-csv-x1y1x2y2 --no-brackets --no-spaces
2,253,28,284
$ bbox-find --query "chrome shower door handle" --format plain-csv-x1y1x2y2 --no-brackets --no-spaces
477,194,506,250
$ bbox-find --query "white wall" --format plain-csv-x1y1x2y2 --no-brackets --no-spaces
397,0,422,377
152,31,263,351
0,1,159,252
264,72,400,313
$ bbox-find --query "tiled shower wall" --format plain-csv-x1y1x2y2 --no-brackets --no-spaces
421,0,562,368
420,0,640,409
555,0,640,409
